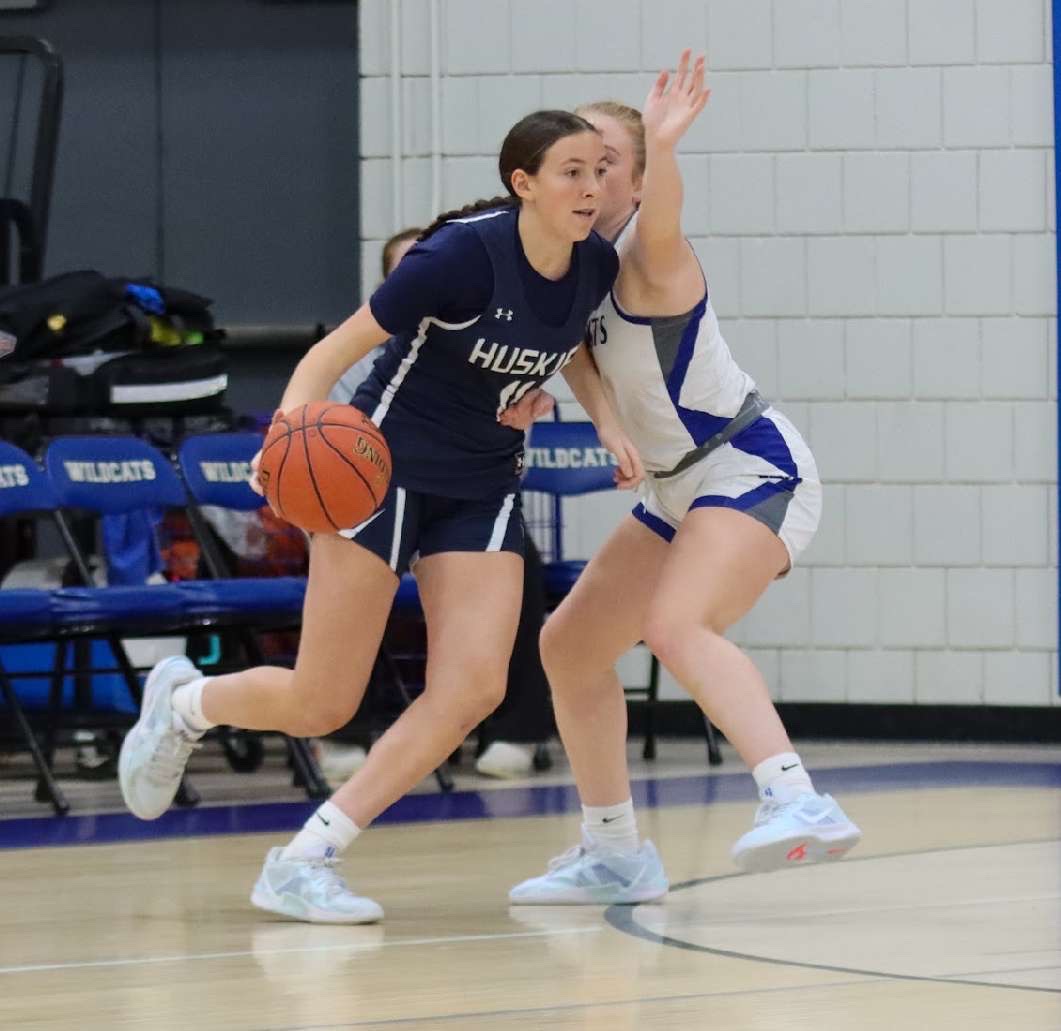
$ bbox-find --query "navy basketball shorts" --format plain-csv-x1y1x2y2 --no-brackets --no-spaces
337,480,523,576
634,408,822,572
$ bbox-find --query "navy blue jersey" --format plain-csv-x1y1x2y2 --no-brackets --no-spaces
354,207,617,499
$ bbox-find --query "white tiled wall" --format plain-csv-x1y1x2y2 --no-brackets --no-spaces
359,0,1058,707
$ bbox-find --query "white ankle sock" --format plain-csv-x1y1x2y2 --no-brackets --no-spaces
581,799,639,854
171,677,215,734
282,801,361,860
167,674,211,738
753,752,815,803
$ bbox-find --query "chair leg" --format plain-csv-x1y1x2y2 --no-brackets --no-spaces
1,666,69,815
287,735,331,800
704,714,724,767
642,654,658,761
34,640,68,804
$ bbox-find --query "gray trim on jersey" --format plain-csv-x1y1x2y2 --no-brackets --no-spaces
652,390,770,480
650,308,700,382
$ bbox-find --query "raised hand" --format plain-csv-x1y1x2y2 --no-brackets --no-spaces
641,48,709,148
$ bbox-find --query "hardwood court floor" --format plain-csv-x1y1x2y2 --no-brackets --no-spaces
0,742,1059,1030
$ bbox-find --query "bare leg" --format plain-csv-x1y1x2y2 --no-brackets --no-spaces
540,516,668,806
643,507,792,769
331,550,523,827
200,533,397,736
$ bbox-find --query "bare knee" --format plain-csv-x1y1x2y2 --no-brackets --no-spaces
540,612,585,679
643,610,723,672
286,678,362,738
424,655,507,733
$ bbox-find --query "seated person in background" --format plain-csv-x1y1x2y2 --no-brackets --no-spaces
323,226,556,782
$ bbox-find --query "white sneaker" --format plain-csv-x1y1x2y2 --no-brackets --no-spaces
509,832,669,905
313,740,368,785
250,847,384,924
476,741,533,779
118,655,203,820
732,792,861,873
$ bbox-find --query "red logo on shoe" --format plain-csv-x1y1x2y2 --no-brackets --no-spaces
826,848,846,856
786,843,808,862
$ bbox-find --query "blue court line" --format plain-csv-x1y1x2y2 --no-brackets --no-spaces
1,759,1059,851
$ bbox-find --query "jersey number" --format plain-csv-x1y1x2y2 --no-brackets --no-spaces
497,379,536,418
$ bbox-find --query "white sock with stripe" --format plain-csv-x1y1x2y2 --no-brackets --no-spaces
282,801,361,860
753,752,815,803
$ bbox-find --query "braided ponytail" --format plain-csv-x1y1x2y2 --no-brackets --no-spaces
418,195,516,243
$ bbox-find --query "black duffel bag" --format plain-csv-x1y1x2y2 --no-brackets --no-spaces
0,270,226,414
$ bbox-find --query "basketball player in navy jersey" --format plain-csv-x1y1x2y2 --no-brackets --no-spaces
118,110,642,923
507,52,861,905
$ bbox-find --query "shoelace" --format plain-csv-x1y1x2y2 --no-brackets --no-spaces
547,843,587,872
144,731,200,787
753,793,833,827
304,857,356,898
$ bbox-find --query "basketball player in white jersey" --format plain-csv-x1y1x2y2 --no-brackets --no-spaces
507,51,861,904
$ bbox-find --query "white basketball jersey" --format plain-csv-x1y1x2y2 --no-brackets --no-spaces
589,213,757,473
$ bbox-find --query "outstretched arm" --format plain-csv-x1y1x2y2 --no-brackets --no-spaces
627,49,710,295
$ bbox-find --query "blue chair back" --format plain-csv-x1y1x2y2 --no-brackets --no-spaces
177,433,266,511
43,436,186,513
0,440,58,516
522,421,617,496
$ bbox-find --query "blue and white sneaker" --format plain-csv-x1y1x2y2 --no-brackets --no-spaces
251,848,384,924
118,655,202,820
509,832,668,905
732,792,861,873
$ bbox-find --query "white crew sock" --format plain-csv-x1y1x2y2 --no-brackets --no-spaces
581,799,639,854
282,801,361,860
752,752,815,803
171,677,215,735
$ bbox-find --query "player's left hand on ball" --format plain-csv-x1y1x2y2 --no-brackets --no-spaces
248,449,265,496
599,424,644,490
498,388,556,430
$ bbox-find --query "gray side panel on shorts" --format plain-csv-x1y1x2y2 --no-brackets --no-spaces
746,489,794,535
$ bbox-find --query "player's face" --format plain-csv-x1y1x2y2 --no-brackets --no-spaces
583,113,642,239
520,131,606,241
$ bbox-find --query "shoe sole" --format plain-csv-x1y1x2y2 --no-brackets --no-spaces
118,656,193,820
250,883,383,924
733,829,862,874
508,883,669,906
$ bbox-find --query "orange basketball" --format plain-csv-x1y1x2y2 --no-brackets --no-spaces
258,401,391,533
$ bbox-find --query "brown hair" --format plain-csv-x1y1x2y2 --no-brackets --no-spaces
381,227,422,278
419,109,599,242
575,100,645,179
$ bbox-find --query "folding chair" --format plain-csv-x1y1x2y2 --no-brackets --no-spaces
0,35,62,285
0,438,196,813
44,433,329,801
523,419,723,766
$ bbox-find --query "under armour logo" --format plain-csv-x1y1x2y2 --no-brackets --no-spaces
494,308,513,321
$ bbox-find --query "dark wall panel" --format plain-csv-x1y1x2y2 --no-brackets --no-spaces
0,0,358,327
1,1,158,276
160,1,359,325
